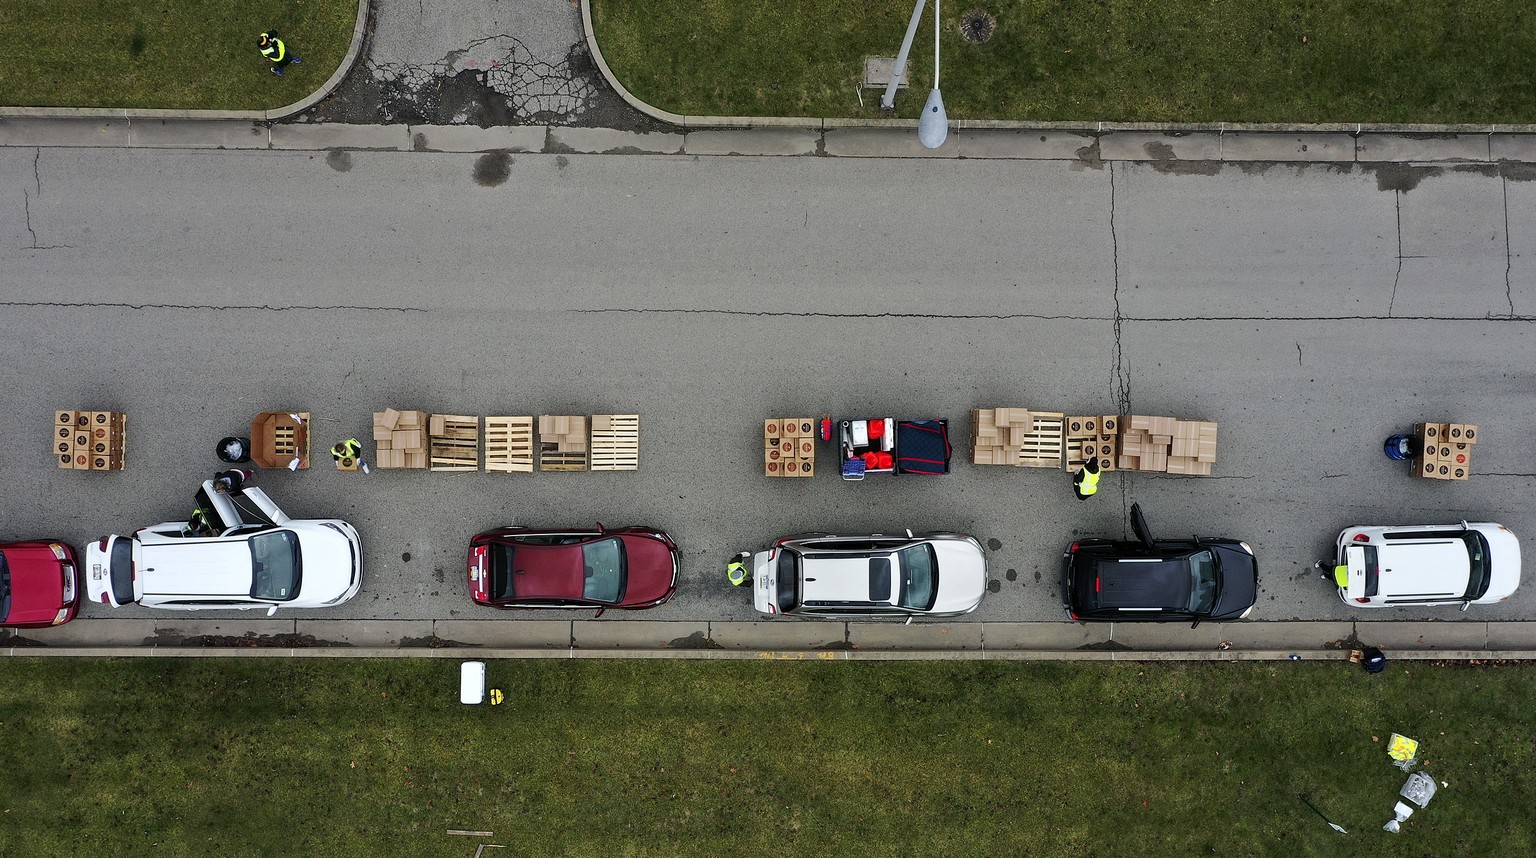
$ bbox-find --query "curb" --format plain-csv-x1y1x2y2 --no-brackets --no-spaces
7,647,1535,662
0,0,370,122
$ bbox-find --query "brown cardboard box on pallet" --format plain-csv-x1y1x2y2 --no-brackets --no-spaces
375,409,430,469
1100,415,1121,435
1414,422,1445,443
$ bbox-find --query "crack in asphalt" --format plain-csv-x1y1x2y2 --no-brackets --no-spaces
1388,190,1403,316
0,301,427,313
1504,174,1516,316
368,31,596,124
1108,162,1131,530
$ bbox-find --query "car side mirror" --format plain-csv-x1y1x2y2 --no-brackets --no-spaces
905,615,915,626
1190,618,1200,630
266,605,278,617
593,607,606,619
1459,601,1471,612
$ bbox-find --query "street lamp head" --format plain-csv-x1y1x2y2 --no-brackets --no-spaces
918,87,948,148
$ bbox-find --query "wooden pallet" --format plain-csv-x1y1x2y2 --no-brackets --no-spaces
483,416,534,473
429,414,480,472
1014,411,1065,468
539,448,588,471
590,414,639,471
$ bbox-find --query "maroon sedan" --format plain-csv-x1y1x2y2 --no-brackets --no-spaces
467,525,679,614
2,540,80,628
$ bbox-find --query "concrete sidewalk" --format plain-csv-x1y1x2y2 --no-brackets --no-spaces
8,619,1536,660
2,118,1535,165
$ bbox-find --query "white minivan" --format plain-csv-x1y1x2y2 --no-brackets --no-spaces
86,479,361,614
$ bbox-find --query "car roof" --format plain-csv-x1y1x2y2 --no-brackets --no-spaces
1354,538,1470,598
140,540,252,597
1085,556,1191,610
800,555,895,605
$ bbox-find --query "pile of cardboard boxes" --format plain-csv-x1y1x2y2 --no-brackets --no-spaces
1065,415,1120,473
1117,416,1218,475
971,408,1065,468
539,416,588,472
54,410,125,471
373,408,430,469
765,418,816,477
1412,421,1477,481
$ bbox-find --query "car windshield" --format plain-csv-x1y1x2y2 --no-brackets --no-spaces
580,538,626,603
777,550,801,612
1462,531,1492,600
1186,550,1219,614
488,544,516,599
896,544,939,611
249,530,301,601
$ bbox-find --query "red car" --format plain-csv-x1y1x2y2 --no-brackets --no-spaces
2,540,80,628
467,525,679,614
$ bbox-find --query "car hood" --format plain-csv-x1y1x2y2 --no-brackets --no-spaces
1209,544,1259,619
2,544,68,624
292,523,357,605
618,534,677,605
931,539,987,615
1480,526,1521,603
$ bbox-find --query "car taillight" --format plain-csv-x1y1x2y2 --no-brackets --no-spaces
1069,542,1079,553
1068,611,1079,621
100,592,111,604
1094,577,1101,593
1354,598,1370,604
97,538,108,550
1352,534,1370,543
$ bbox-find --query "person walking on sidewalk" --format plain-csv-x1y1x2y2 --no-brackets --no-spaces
259,31,301,76
1072,456,1101,500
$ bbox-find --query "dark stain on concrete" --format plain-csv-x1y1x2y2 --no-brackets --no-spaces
1501,162,1536,182
1005,568,1018,582
1034,569,1042,583
146,631,336,648
986,538,1003,551
1077,639,1133,651
1,633,45,647
473,151,513,187
401,551,412,562
433,566,446,583
1144,140,1222,176
325,149,353,172
819,639,855,650
667,631,722,649
1366,163,1442,193
1074,139,1105,170
555,154,570,174
987,579,1002,593
399,635,474,648
412,132,429,152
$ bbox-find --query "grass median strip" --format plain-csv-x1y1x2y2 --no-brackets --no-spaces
3,658,1533,854
591,0,1536,124
0,0,355,110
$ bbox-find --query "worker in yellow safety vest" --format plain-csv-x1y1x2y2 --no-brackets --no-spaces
259,31,302,76
726,552,751,586
1073,457,1101,500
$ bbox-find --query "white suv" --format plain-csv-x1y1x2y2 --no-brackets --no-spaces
751,532,986,619
86,479,362,614
1328,522,1519,609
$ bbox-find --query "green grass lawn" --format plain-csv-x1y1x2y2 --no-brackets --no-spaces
0,0,356,110
591,0,1536,124
1,658,1532,856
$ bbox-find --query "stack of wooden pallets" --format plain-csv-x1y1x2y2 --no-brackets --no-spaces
538,416,588,471
482,416,535,473
55,410,126,471
428,414,480,472
590,414,640,471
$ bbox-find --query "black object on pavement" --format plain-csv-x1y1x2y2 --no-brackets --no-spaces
217,436,252,463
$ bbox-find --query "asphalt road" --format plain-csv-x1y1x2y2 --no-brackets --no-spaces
3,147,1534,629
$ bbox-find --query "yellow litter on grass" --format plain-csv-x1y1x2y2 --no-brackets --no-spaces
1388,733,1419,762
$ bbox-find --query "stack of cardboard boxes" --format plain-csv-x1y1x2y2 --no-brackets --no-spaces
374,408,430,469
971,408,1065,468
1065,415,1120,473
55,410,125,471
428,414,480,472
1412,421,1477,481
538,416,588,471
765,418,816,477
1118,416,1217,475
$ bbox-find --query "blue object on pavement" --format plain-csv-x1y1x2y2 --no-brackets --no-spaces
1384,434,1416,461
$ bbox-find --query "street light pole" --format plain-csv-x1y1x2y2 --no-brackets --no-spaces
880,0,928,111
917,0,948,148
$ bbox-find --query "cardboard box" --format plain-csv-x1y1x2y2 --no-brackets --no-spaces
374,424,394,442
973,447,996,465
1101,415,1120,435
1196,439,1218,463
1150,434,1172,447
405,451,428,469
1165,456,1194,475
1172,420,1200,441
765,419,781,440
1449,463,1470,481
1186,460,1213,476
1117,454,1140,470
1141,447,1168,472
1446,444,1471,466
1097,455,1116,473
1171,436,1199,458
1095,439,1117,460
1461,424,1479,444
800,457,815,477
765,459,782,477
766,448,782,464
392,429,424,450
381,407,402,430
1415,422,1445,443
55,410,77,428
